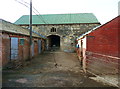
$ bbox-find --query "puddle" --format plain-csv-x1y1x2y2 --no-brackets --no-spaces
15,78,28,83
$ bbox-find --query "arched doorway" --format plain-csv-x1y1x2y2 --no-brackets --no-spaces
47,35,60,48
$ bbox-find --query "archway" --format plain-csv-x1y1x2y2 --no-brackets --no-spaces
47,35,60,48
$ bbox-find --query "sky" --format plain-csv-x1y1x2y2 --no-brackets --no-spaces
0,0,120,24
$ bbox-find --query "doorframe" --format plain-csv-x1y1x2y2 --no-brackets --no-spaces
10,37,19,60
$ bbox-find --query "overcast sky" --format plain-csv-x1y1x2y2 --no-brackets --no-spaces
0,0,119,24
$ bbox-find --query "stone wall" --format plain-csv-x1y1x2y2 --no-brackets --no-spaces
22,23,100,52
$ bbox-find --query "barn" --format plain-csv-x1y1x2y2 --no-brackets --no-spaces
0,19,46,67
15,13,100,52
76,15,120,86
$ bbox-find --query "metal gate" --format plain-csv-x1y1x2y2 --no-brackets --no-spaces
11,37,18,60
38,40,42,53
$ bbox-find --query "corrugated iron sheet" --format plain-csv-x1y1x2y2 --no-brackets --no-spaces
14,13,100,25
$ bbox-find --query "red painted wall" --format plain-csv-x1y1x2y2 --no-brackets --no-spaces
86,16,120,75
18,36,30,61
23,37,30,60
2,33,10,66
0,33,2,67
86,51,119,75
118,16,120,58
2,32,44,67
34,39,39,56
87,16,120,57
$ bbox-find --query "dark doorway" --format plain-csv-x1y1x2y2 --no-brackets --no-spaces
47,35,60,47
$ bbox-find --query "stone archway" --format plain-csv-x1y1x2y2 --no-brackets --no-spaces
47,35,60,50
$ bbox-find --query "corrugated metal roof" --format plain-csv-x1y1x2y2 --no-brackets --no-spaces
0,19,46,39
14,13,100,25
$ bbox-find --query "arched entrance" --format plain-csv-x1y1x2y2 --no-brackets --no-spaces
47,35,60,48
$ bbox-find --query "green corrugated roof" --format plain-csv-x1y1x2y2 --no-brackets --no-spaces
14,13,100,25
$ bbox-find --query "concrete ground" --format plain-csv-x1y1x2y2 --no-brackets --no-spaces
2,49,116,88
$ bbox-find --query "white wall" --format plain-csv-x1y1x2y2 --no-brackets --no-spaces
78,36,86,49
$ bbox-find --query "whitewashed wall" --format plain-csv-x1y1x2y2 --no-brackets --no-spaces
78,36,86,49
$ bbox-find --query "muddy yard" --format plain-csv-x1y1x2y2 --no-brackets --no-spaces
2,50,115,88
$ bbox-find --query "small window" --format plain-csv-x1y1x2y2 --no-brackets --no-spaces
51,27,56,32
20,38,25,45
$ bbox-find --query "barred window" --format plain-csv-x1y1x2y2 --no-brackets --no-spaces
51,27,56,32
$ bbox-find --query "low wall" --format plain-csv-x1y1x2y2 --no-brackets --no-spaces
86,51,119,75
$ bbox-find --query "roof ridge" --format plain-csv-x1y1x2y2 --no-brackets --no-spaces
22,13,93,16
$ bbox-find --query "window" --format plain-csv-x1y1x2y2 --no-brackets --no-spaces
51,27,56,32
20,38,25,45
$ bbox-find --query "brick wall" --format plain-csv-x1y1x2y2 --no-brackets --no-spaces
34,39,39,56
87,16,119,57
2,33,10,66
86,16,120,75
10,35,42,59
23,37,30,60
0,32,2,67
1,19,46,67
86,51,119,75
18,36,30,61
2,33,44,67
118,16,120,58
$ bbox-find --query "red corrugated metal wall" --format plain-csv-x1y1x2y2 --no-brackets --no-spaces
86,16,120,75
87,16,119,57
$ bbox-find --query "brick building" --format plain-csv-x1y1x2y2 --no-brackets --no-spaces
86,15,120,74
0,19,46,67
76,15,120,86
15,13,100,52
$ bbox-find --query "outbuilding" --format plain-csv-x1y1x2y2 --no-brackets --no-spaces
76,15,120,86
0,19,46,67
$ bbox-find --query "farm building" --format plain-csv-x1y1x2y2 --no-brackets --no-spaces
0,19,46,67
15,13,100,52
76,15,120,86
